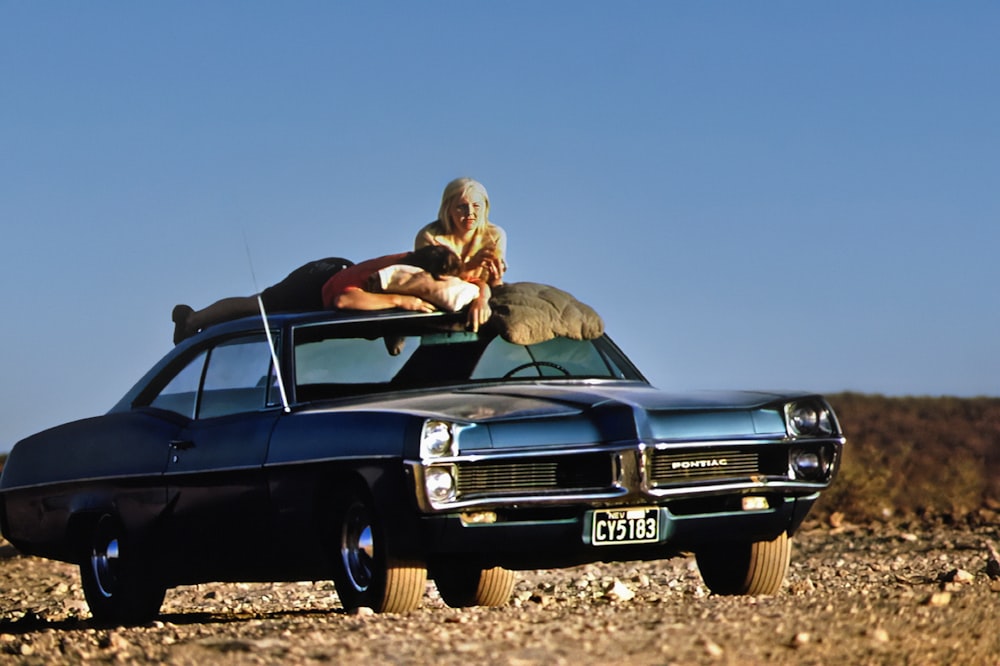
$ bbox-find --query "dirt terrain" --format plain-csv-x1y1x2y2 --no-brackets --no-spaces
1,518,998,665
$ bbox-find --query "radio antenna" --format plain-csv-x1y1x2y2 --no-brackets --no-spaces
243,232,291,413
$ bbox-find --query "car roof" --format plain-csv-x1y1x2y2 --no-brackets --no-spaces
110,309,471,413
185,308,462,340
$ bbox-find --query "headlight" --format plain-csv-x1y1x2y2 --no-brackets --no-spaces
790,444,835,481
785,401,834,437
425,465,457,503
420,420,457,459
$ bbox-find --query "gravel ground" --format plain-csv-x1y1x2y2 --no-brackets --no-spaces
1,520,998,665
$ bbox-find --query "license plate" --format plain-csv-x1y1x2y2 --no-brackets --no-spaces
591,507,659,546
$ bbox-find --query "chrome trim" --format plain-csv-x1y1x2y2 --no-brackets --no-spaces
411,461,628,512
409,434,845,513
418,442,633,465
652,437,788,449
643,478,832,499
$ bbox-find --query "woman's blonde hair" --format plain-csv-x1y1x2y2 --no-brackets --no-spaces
437,177,491,234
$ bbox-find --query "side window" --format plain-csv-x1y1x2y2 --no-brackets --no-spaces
147,336,277,419
150,351,207,418
199,337,275,419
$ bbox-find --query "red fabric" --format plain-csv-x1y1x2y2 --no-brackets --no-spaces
321,253,408,308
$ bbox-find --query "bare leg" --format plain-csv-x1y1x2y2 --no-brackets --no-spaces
172,296,259,344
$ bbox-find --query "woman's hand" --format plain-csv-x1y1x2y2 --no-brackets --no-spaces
465,248,504,285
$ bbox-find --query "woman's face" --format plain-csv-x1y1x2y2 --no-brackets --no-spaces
449,190,487,233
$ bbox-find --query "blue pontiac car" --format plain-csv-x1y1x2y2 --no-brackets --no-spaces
0,304,844,624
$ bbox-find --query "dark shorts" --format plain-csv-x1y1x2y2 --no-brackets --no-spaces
260,257,354,312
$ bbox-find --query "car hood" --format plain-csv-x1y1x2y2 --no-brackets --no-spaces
329,381,805,449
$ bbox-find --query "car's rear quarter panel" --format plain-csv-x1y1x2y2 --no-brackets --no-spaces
0,412,179,562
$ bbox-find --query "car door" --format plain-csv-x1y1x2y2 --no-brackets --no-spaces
156,333,283,580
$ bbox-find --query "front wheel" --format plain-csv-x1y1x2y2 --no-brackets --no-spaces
695,530,791,595
433,561,516,608
331,491,426,613
78,514,165,625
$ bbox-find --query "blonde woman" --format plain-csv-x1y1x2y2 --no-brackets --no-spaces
415,178,508,330
415,178,507,284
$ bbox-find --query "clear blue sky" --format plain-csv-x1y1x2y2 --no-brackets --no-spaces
2,2,999,452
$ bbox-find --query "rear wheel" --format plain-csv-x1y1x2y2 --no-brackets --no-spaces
331,491,426,613
433,561,516,608
79,514,165,624
695,531,791,595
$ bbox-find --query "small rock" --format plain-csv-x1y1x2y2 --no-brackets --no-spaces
701,638,723,657
107,631,131,652
870,628,890,643
348,606,375,617
605,579,635,602
528,592,550,606
985,540,1000,579
925,591,951,607
789,578,816,595
940,568,975,585
791,632,811,647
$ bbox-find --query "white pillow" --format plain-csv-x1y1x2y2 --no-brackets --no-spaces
377,264,480,312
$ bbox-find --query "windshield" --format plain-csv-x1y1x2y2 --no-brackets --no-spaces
292,322,643,402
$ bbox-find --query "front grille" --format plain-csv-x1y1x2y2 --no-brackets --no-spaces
649,447,785,486
456,453,613,498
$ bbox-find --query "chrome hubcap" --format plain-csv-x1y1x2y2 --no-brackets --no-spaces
342,504,374,591
91,533,120,599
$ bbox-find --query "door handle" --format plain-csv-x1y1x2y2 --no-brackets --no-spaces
169,439,195,451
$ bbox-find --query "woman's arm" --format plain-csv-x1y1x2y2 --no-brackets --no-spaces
466,226,508,285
